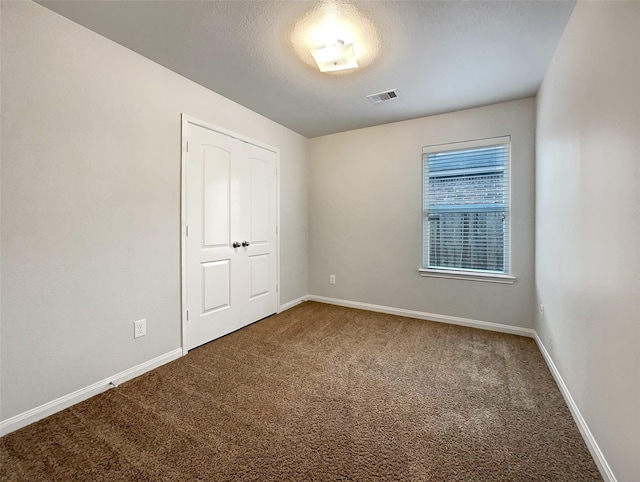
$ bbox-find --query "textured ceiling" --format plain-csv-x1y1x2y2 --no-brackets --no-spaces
37,1,575,138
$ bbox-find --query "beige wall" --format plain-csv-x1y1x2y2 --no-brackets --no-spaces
0,1,309,420
309,98,536,328
536,2,640,481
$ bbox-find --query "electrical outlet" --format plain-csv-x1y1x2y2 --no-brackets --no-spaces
539,304,545,321
329,274,336,285
134,319,146,338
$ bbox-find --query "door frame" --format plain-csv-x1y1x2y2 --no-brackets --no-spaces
180,114,281,355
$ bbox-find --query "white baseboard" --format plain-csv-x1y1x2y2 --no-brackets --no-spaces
278,295,308,313
533,334,616,482
306,295,535,338
0,348,183,437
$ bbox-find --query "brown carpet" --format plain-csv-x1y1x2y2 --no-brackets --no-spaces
1,301,601,481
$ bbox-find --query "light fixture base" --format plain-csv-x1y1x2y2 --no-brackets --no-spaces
310,39,358,73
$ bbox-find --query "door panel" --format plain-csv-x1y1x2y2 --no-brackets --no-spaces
186,121,277,350
249,254,270,299
202,260,230,313
202,147,230,248
250,159,270,244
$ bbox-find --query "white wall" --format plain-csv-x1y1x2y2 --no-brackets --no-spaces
536,2,640,481
0,1,309,421
309,98,536,328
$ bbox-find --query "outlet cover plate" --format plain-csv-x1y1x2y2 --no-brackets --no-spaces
134,319,146,338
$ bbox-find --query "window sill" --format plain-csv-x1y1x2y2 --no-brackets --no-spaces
418,268,516,284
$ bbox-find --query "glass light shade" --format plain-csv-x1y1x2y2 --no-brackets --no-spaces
310,41,358,72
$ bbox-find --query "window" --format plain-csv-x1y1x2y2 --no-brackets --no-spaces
420,136,514,283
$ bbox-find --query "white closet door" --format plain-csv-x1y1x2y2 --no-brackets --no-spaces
242,143,278,325
185,123,277,350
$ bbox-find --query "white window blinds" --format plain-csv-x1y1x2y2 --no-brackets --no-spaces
422,137,510,275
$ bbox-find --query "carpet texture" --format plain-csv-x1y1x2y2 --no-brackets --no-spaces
1,301,601,481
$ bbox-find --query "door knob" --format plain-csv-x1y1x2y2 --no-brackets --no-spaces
242,241,251,247
232,241,241,248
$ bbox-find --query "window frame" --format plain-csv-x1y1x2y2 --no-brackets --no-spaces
419,135,516,284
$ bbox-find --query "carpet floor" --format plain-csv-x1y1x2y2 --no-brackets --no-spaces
1,301,601,481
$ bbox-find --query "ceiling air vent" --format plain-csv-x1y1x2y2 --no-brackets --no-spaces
367,89,400,104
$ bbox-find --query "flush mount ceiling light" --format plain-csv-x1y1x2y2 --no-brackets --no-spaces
310,39,358,72
290,1,379,74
